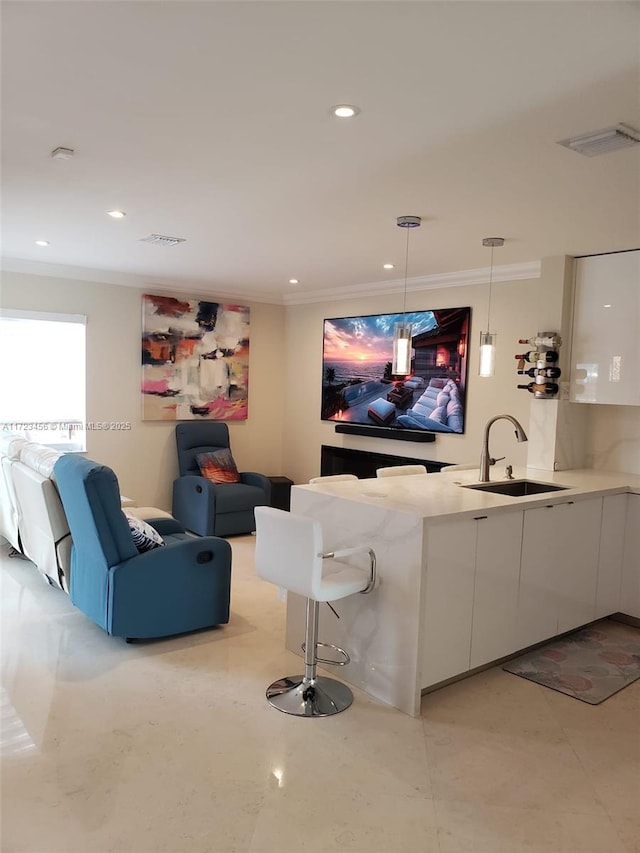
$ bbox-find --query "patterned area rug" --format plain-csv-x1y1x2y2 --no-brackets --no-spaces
503,620,640,704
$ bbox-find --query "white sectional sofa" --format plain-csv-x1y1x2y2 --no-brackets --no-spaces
12,443,72,590
0,436,70,588
0,435,171,593
0,434,28,554
396,377,465,433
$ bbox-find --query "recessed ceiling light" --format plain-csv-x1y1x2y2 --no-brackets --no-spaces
331,105,360,119
383,263,395,270
288,278,299,285
603,304,612,308
35,240,49,247
107,210,126,219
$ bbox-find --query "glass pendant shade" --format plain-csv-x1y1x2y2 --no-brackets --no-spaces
478,331,496,377
478,237,503,378
393,215,421,376
392,322,413,375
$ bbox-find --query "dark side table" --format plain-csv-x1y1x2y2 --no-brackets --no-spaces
386,385,413,409
268,476,294,511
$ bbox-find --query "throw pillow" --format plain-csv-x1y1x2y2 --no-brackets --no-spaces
429,405,447,423
127,516,165,553
446,399,463,418
446,399,464,433
196,448,240,484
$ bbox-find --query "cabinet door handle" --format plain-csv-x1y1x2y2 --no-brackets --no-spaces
474,515,488,521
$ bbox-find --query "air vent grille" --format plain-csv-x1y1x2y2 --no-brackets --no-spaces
558,123,640,157
140,234,186,247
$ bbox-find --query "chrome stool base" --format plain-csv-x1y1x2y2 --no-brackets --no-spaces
266,675,354,717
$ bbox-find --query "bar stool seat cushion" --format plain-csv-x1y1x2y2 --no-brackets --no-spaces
314,566,371,602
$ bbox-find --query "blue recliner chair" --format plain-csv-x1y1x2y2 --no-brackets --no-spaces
54,455,232,640
172,423,271,537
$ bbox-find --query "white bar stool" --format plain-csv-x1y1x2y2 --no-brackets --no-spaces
376,464,427,477
254,506,376,717
308,474,358,484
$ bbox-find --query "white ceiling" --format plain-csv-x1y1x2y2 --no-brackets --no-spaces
2,1,639,304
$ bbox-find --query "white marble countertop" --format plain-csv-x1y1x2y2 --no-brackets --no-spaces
295,467,640,522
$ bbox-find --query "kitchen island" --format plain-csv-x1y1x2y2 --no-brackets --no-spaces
287,467,640,716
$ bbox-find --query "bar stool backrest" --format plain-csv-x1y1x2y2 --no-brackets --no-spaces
254,506,324,599
308,474,357,484
376,464,427,478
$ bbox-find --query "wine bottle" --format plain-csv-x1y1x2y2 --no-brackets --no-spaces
517,381,559,395
514,351,559,363
518,335,562,348
517,367,561,379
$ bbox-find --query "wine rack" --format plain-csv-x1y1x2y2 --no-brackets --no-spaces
514,332,561,398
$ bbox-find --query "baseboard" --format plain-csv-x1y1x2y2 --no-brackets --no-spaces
611,612,640,629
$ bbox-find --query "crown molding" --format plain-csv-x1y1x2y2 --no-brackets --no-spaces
0,257,282,305
282,261,541,305
1,256,541,308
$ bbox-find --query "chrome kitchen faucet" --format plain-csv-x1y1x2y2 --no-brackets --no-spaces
479,415,528,482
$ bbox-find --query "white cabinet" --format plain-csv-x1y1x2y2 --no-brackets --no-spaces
595,494,627,618
518,504,565,648
421,495,623,690
620,494,640,618
570,251,640,405
518,498,601,648
422,518,476,687
556,499,601,632
470,512,523,668
422,511,523,687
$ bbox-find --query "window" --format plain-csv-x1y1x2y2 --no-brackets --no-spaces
0,309,87,451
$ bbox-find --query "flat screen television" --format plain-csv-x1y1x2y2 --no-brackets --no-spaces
321,307,470,437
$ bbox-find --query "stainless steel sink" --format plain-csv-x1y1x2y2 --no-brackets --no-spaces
462,479,569,497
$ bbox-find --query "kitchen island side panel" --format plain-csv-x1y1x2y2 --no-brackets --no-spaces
288,486,425,716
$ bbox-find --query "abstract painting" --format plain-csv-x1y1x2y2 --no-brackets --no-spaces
141,294,250,421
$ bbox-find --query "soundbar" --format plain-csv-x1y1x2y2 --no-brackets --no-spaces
334,424,436,442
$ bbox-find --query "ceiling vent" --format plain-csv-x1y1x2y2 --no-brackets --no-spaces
139,234,186,247
558,123,640,156
51,146,74,160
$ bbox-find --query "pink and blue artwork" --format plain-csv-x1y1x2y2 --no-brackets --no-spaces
142,294,250,421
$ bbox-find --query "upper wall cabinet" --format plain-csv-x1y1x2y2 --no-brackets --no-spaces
570,250,640,405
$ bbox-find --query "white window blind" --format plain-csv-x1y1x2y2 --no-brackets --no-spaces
0,310,87,450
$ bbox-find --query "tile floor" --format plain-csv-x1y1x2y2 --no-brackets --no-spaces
1,536,638,853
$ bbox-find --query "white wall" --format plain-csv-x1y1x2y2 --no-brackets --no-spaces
585,406,640,475
282,262,569,485
1,272,286,509
4,260,636,510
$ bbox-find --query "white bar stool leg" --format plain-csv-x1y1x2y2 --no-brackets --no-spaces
265,598,354,717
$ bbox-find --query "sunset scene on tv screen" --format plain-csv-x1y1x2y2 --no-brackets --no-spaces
323,312,437,375
321,308,470,434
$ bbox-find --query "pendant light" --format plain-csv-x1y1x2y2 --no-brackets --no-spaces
392,215,421,375
478,236,504,377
